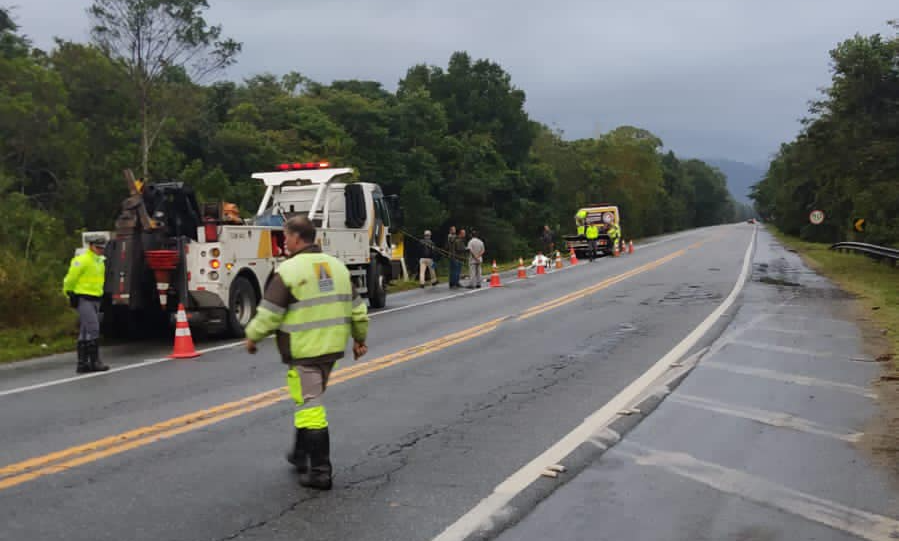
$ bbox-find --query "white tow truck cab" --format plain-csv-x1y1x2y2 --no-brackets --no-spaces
185,163,396,335
84,163,397,338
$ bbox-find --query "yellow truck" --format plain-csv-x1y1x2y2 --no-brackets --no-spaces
564,205,623,258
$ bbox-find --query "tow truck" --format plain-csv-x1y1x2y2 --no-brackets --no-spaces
88,163,398,338
564,204,623,259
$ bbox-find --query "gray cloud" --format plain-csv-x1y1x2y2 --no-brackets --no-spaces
11,0,898,164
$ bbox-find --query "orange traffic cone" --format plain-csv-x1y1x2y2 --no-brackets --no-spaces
628,240,635,254
536,255,546,275
555,251,563,269
489,260,502,287
169,304,200,359
517,258,527,279
613,242,620,257
569,247,579,265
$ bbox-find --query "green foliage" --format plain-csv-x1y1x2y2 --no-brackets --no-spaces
753,22,899,246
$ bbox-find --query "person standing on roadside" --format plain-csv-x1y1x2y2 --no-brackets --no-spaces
466,229,485,289
418,230,438,287
63,235,110,374
446,226,459,288
244,216,369,491
541,225,555,257
451,228,467,289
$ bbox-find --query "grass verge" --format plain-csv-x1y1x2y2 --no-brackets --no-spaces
0,312,78,364
769,227,898,368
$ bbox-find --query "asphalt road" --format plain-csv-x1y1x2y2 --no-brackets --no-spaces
495,229,899,541
1,224,754,541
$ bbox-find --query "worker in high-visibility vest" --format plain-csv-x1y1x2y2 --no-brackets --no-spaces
585,223,600,262
608,223,622,253
245,216,369,490
62,235,109,374
576,210,587,236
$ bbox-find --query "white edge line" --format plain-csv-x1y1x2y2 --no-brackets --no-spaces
0,230,698,399
430,226,757,541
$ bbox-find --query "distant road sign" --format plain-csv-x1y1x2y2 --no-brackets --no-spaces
809,210,825,225
854,218,866,232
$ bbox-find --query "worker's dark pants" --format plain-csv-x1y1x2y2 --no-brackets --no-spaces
77,297,101,341
449,260,462,287
588,240,598,261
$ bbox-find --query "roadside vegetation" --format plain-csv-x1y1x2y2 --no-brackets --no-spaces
752,22,899,247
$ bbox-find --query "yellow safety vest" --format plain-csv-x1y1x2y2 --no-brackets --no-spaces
63,250,105,297
585,225,599,240
246,252,368,360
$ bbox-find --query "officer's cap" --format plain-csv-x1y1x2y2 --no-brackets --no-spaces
86,234,108,247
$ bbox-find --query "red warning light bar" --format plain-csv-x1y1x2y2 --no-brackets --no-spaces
276,162,331,171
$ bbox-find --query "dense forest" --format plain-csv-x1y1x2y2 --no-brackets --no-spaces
0,2,738,330
752,22,899,246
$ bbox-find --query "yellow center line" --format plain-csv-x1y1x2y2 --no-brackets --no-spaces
0,235,715,491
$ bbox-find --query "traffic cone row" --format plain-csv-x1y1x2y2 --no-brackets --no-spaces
517,258,527,279
536,257,546,275
629,240,635,254
489,260,502,287
613,242,621,257
569,247,579,265
554,251,563,269
169,303,200,359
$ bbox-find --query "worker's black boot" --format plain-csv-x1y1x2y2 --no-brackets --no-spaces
76,341,91,374
286,428,308,474
87,340,109,372
300,428,332,490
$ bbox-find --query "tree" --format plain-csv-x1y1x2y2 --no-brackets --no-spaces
88,0,241,178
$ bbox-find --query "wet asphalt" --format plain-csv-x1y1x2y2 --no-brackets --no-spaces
2,225,873,541
495,230,898,541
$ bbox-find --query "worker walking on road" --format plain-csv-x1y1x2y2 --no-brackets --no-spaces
586,223,599,262
466,230,485,288
245,217,369,491
63,235,110,374
418,230,438,287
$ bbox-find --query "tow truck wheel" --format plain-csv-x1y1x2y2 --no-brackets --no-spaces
367,261,387,309
227,276,258,337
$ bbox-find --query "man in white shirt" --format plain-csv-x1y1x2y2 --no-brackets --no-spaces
466,230,486,289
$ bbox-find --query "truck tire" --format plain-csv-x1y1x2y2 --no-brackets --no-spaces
227,276,258,337
367,261,387,309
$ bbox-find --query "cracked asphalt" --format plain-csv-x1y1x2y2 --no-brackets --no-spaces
0,225,753,541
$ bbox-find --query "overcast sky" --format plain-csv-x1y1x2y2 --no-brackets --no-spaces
10,0,897,165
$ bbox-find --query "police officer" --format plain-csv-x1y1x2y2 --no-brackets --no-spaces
63,235,109,374
244,216,369,490
585,223,600,262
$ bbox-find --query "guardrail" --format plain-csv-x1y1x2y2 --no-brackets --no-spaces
830,242,899,266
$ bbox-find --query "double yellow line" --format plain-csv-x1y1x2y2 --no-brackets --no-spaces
518,250,686,321
0,237,711,491
0,318,507,491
